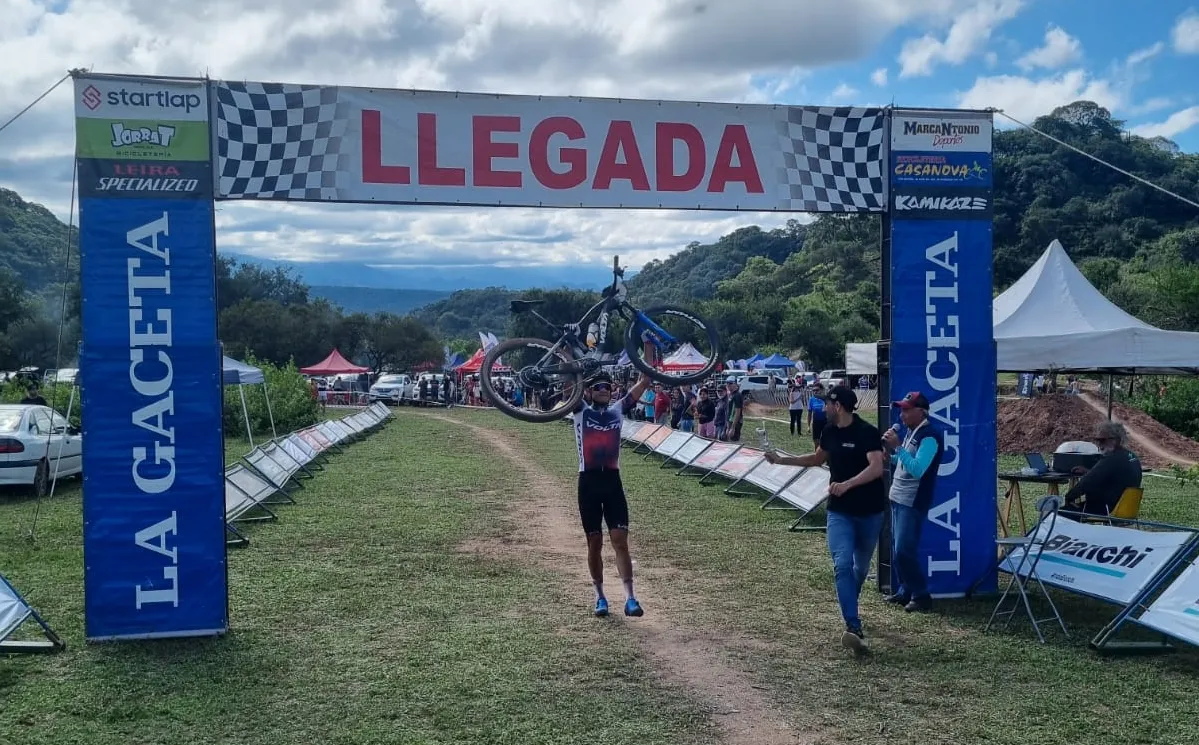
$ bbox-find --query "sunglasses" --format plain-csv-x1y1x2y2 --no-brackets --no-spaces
590,383,612,392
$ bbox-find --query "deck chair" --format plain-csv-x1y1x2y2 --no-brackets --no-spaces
986,494,1070,643
224,470,280,547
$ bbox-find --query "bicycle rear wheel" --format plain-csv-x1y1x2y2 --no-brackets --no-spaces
624,305,721,385
480,337,585,424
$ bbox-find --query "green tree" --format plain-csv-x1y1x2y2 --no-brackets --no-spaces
360,312,442,373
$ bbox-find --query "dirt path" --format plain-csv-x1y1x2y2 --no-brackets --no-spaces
424,412,817,745
1076,395,1198,467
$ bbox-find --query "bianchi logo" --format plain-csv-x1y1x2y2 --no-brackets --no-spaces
895,195,988,212
110,123,177,149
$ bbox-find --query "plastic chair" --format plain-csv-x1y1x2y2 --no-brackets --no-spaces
1081,486,1144,525
985,494,1070,643
1109,487,1144,520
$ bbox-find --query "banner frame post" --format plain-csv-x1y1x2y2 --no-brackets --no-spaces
886,107,998,599
74,72,229,643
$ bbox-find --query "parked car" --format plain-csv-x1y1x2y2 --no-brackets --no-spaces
369,374,413,405
818,369,848,389
738,373,788,391
407,373,447,405
0,404,83,497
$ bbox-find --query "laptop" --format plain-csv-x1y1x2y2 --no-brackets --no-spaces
1024,452,1059,475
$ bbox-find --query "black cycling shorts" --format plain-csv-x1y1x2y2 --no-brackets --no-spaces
577,469,629,536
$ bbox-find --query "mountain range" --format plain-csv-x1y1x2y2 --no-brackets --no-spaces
224,253,620,294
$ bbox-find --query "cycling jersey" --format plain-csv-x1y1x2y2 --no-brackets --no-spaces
573,396,628,472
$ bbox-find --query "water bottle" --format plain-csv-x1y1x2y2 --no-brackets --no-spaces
756,418,772,451
586,322,599,348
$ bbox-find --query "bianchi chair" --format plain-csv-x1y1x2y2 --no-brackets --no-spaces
985,494,1070,643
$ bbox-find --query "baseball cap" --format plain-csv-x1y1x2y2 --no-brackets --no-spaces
893,391,930,410
826,385,857,411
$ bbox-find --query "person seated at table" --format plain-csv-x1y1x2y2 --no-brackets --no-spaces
1062,422,1142,516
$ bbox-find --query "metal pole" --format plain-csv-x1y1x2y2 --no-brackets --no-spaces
239,385,254,446
262,381,277,439
1107,374,1114,420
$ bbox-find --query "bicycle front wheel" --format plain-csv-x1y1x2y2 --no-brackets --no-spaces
623,305,721,385
480,337,585,424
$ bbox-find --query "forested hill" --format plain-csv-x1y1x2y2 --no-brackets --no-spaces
624,224,805,307
0,188,78,294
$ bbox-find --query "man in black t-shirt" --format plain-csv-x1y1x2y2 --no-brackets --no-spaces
765,385,886,654
21,385,48,407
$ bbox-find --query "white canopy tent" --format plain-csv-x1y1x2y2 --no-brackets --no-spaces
993,240,1199,374
846,343,878,375
661,342,710,371
222,355,277,445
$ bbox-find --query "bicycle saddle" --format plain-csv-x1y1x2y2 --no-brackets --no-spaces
509,299,545,313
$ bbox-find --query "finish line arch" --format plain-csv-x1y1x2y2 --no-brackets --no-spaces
71,72,996,641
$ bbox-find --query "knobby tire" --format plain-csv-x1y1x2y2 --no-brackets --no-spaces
480,337,585,424
624,305,721,385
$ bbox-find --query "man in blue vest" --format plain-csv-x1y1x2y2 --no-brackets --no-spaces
882,391,945,613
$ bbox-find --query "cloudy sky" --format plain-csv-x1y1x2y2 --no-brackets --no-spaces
2,0,1198,274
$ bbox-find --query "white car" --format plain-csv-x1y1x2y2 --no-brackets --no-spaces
0,405,83,496
737,373,788,391
818,369,848,389
369,374,413,405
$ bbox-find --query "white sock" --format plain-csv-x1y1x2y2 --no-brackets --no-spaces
623,579,635,600
594,581,605,600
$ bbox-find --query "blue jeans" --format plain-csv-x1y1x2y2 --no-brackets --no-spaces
891,501,929,601
826,510,884,631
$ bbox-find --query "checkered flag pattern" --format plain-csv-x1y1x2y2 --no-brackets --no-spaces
215,82,353,200
776,107,886,212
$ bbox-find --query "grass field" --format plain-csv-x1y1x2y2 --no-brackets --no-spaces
1,406,1197,745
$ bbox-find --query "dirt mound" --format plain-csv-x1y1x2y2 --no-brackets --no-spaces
997,394,1199,469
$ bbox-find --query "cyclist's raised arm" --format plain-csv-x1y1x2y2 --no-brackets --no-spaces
626,374,651,405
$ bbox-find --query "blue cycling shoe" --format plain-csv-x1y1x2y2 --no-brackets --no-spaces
624,598,644,617
594,598,609,617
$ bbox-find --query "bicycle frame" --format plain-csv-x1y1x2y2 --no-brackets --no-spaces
509,256,683,383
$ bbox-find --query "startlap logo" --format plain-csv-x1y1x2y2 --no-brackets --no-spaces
85,86,204,114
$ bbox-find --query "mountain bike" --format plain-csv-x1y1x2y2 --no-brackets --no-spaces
479,256,721,423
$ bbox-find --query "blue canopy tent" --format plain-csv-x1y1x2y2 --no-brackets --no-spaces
222,355,276,445
758,352,796,370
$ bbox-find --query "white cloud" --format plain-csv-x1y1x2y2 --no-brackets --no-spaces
1129,96,1175,116
1173,11,1199,54
870,67,888,86
1125,41,1165,67
984,51,999,67
956,69,1121,123
1130,106,1199,139
831,82,859,100
898,0,1025,78
1016,25,1082,71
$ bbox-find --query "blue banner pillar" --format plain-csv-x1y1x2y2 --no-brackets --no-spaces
74,74,228,640
887,110,998,597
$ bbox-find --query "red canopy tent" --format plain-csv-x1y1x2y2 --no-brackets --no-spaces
300,348,370,375
456,348,510,375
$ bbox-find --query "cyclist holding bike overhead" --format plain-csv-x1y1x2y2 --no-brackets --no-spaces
571,370,651,618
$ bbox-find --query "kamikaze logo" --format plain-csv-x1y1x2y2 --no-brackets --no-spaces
110,123,177,150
